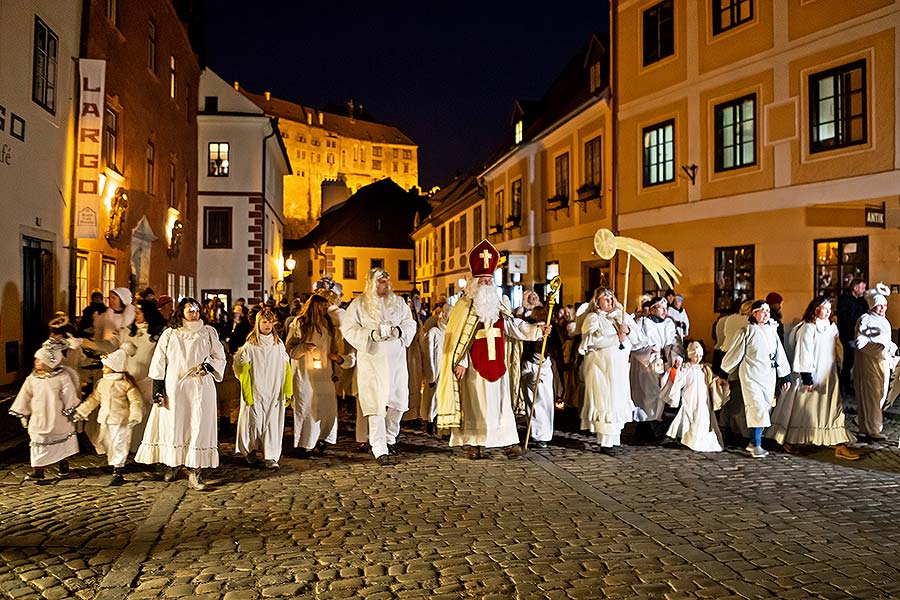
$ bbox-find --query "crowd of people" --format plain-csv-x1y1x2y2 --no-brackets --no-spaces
9,240,898,489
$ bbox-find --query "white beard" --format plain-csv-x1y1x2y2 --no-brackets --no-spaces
466,281,500,326
362,291,392,322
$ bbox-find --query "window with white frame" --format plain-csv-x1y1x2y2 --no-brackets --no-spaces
76,253,89,313
642,120,674,187
554,153,569,199
179,275,186,300
810,60,867,153
32,16,58,114
208,142,229,176
102,258,116,298
167,272,176,298
715,95,756,172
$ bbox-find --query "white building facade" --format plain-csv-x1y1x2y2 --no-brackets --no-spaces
196,69,291,308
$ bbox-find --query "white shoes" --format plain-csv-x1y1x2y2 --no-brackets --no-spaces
188,469,208,491
748,445,769,458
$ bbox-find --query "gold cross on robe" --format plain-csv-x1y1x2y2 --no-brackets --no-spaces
475,325,502,361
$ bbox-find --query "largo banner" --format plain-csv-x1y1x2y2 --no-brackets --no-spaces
74,59,106,239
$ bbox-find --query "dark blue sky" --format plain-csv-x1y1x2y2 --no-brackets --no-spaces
204,1,610,190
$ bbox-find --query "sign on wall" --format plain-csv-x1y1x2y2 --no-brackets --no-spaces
74,59,106,239
507,253,528,274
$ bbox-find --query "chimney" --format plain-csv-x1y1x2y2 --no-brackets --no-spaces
233,81,240,90
264,91,271,101
318,112,324,126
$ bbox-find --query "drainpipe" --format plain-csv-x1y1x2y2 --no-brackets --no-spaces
260,117,277,301
610,3,620,289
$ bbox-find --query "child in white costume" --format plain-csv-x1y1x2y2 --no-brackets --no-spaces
74,349,143,485
234,308,292,469
663,342,724,452
10,346,80,481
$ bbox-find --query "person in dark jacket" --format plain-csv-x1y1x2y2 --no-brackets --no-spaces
836,278,868,396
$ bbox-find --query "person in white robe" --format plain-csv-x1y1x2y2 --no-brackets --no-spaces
631,297,685,437
421,302,448,433
74,350,143,485
234,308,292,469
92,287,135,354
715,300,754,440
287,296,353,456
10,346,80,481
340,268,416,463
136,298,226,490
853,284,898,440
402,302,428,426
117,300,166,451
766,296,859,459
437,239,550,459
720,300,790,458
579,288,642,452
521,307,560,448
667,293,690,343
663,342,724,452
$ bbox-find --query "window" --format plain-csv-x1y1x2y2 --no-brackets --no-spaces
169,55,176,99
372,146,382,157
106,0,118,27
404,163,409,173
510,179,522,221
102,258,116,298
360,148,365,163
459,214,467,252
326,153,334,164
188,276,195,299
148,20,157,74
76,253,89,313
398,260,412,281
343,258,357,279
440,227,446,260
393,162,398,172
643,0,674,67
514,120,523,144
372,159,382,170
554,153,569,198
449,221,456,253
643,251,674,295
402,149,412,160
32,17,58,114
392,148,399,159
473,206,483,240
642,119,675,187
179,275,186,300
204,207,232,248
104,108,118,170
713,0,753,35
810,60,867,153
815,237,868,300
168,163,176,208
714,245,754,312
208,142,229,176
204,96,218,112
715,95,756,172
584,136,602,186
589,62,602,93
146,142,155,193
495,190,505,226
167,272,176,298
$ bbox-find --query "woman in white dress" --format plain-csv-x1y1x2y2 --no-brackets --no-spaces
136,298,226,490
286,295,353,457
766,297,859,459
117,300,166,451
720,300,790,458
579,288,642,454
234,308,292,469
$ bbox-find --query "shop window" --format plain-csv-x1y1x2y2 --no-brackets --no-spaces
815,237,868,300
714,245,754,312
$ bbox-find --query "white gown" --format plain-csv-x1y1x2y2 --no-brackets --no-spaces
117,324,158,451
136,321,225,469
853,311,897,435
767,320,854,446
521,354,555,443
663,363,723,452
631,316,683,422
579,309,640,447
10,370,80,467
720,322,789,428
234,334,289,462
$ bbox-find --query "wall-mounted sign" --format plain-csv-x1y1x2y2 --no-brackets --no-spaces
865,206,885,228
74,59,106,239
507,253,528,274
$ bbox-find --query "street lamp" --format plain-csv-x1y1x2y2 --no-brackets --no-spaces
285,254,296,273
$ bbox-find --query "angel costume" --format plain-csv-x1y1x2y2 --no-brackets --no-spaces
662,344,724,452
854,293,897,438
631,305,684,422
135,320,226,469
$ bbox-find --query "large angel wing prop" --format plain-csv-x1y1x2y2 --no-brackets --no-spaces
593,229,681,288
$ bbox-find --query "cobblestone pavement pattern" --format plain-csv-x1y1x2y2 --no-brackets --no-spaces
2,411,900,600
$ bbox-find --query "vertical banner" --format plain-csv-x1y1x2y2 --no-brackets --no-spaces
75,59,106,239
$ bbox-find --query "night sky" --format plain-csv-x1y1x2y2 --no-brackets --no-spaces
203,1,611,191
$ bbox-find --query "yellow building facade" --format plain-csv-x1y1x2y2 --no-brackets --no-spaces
239,88,419,238
616,0,900,348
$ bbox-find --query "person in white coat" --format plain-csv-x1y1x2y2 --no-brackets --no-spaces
421,301,448,434
521,306,560,449
715,300,754,440
766,296,860,459
340,268,416,464
9,346,80,481
579,287,642,453
286,295,353,457
631,297,684,438
853,285,897,440
117,300,166,451
92,287,135,353
663,342,724,452
719,300,790,458
234,308,292,469
136,298,226,490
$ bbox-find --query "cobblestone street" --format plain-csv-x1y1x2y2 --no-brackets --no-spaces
2,411,900,600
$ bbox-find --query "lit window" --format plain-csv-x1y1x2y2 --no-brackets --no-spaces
589,63,601,93
554,153,569,198
815,237,868,300
715,95,756,171
169,55,176,99
510,179,522,221
106,0,118,27
343,258,357,280
146,142,155,193
76,254,89,313
104,108,118,170
642,120,674,186
714,245,754,312
810,60,867,153
372,146,382,157
402,149,412,159
102,258,116,298
495,190,505,227
584,136,601,186
208,142,230,176
373,160,382,170
514,120,523,144
32,17,58,114
167,272,176,298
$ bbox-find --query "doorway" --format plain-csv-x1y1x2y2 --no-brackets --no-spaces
23,237,54,362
